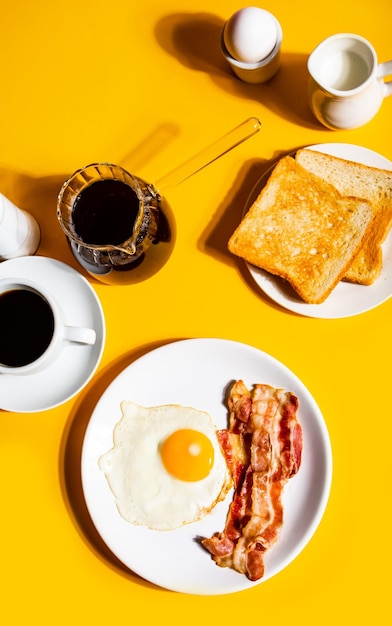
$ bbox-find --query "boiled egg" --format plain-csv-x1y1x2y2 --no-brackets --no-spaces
223,7,278,64
99,400,231,530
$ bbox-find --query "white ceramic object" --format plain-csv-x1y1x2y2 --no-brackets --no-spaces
307,33,392,129
221,9,282,84
0,193,40,260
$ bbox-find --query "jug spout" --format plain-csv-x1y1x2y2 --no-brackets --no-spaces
107,241,137,257
103,228,139,255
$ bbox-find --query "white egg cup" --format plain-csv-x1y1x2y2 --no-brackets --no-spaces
221,14,282,84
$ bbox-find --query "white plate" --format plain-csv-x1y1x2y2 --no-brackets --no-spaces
81,338,332,595
0,256,105,412
246,143,392,319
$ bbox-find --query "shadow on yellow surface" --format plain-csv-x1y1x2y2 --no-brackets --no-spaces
0,167,80,269
59,339,182,590
119,123,181,181
200,157,270,266
154,11,323,129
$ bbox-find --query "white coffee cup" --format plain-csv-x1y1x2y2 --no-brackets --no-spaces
0,277,96,375
0,194,41,260
307,33,392,130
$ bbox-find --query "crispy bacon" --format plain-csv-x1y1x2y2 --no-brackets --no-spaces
217,429,249,489
228,379,252,433
202,380,303,581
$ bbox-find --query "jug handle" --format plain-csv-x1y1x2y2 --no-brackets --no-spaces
151,117,261,195
378,60,392,96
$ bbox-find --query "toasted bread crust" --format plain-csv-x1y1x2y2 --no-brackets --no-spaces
228,156,374,304
296,149,392,285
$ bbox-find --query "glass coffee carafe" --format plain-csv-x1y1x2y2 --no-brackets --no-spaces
57,118,261,285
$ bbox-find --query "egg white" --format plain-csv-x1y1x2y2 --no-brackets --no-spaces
98,400,231,531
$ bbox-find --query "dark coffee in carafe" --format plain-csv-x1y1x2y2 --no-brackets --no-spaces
72,179,140,245
57,163,175,285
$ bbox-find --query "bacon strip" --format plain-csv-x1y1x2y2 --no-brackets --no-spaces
202,380,302,581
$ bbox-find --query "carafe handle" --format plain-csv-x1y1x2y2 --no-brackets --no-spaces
152,117,261,194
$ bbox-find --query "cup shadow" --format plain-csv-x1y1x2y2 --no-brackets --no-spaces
58,338,183,589
154,11,325,129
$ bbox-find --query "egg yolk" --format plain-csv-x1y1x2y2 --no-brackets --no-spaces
160,429,215,482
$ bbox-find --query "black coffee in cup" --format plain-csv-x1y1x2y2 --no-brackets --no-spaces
0,288,55,367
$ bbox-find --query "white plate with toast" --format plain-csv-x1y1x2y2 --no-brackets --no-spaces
245,143,392,318
81,338,332,595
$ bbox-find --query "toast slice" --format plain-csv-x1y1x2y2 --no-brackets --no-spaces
228,156,374,304
296,148,392,285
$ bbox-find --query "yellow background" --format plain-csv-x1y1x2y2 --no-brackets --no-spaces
1,0,391,622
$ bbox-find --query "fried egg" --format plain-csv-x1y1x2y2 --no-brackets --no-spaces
98,400,231,530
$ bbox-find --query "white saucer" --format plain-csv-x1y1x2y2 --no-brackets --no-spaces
0,256,105,412
245,143,392,319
